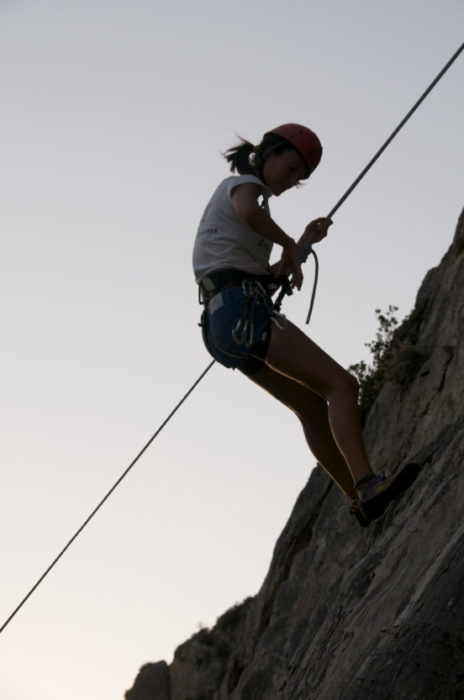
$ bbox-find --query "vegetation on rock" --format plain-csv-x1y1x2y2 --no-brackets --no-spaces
349,304,428,422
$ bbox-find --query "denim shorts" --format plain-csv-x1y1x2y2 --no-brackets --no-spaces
200,283,273,375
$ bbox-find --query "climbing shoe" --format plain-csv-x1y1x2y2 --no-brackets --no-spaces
355,462,421,521
347,495,371,528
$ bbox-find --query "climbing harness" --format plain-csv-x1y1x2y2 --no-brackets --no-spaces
1,41,462,638
231,279,285,347
232,280,266,347
198,268,278,305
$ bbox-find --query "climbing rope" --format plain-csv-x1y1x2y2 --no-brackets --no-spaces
0,360,215,636
1,41,462,637
274,40,464,324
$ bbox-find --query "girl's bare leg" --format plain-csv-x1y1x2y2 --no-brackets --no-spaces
246,364,357,496
262,318,374,484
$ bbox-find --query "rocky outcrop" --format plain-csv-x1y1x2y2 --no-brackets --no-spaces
126,208,464,700
125,662,170,700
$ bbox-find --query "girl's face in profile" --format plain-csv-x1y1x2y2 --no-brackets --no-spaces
261,148,308,196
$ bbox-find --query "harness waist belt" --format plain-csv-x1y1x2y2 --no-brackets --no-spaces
199,269,276,303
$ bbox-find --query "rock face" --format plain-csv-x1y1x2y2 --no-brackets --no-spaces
126,208,464,700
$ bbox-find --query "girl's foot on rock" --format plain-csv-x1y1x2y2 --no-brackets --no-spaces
355,463,421,521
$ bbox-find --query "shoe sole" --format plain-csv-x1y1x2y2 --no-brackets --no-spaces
360,462,421,521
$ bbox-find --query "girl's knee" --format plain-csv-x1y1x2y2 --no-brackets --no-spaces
329,370,359,400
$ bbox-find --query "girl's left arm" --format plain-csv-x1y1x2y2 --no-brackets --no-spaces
271,217,332,278
297,217,333,256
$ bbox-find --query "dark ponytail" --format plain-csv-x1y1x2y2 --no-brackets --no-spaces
223,133,295,178
223,138,256,175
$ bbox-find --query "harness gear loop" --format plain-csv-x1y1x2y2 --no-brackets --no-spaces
231,279,287,347
232,280,270,347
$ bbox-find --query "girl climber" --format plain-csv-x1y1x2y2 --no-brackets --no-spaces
192,123,419,526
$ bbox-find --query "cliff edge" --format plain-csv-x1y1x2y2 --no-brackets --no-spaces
126,207,464,700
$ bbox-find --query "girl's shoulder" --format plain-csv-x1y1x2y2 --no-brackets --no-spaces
222,173,266,186
218,174,271,199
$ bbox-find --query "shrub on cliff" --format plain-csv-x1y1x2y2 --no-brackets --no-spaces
349,305,427,422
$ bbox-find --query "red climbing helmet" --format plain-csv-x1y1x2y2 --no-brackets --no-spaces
264,123,322,178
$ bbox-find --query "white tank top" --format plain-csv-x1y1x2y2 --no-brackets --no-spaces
192,174,273,282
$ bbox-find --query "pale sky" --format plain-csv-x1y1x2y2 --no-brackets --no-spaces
0,2,463,699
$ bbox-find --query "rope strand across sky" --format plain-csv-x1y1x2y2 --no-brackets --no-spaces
0,3,463,700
